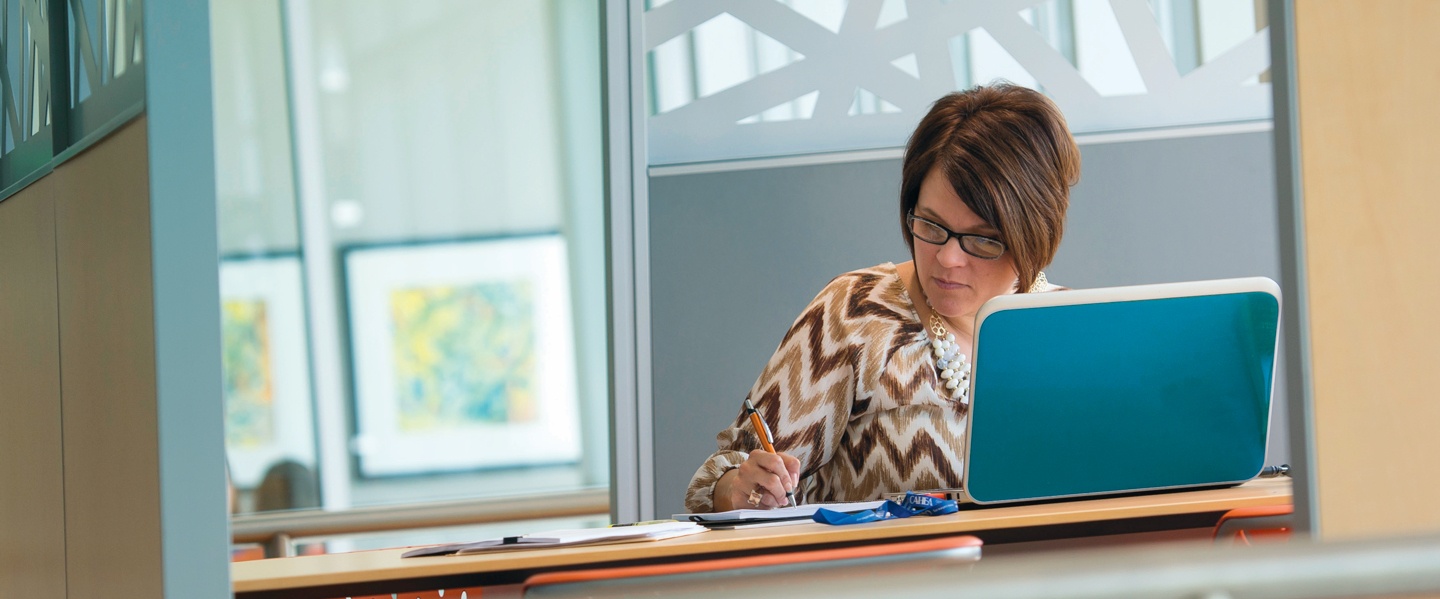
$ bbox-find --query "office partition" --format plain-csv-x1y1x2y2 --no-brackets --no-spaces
0,1,228,596
1282,0,1440,539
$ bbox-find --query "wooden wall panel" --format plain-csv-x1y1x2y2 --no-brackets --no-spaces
1294,0,1440,539
0,179,67,597
53,118,165,596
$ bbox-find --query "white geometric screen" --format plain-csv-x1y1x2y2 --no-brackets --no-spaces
646,0,1270,165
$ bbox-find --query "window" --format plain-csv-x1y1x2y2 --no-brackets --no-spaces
212,0,608,541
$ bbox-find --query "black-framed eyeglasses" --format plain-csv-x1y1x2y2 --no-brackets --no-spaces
907,212,1006,260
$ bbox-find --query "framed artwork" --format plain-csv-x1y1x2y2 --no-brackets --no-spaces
344,235,581,476
219,255,318,488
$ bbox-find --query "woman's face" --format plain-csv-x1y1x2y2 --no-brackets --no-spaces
912,167,1018,325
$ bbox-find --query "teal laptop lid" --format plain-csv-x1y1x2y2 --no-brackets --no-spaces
962,277,1281,505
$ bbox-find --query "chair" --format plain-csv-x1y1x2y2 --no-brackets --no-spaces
523,535,982,597
1214,505,1294,545
230,544,267,562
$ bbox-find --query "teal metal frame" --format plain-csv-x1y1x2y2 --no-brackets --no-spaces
1267,0,1318,537
143,0,228,595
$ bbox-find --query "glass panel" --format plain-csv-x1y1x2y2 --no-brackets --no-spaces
875,0,904,30
212,0,609,529
959,27,1039,90
1195,0,1267,84
1070,0,1147,96
1,0,53,185
646,0,1272,165
64,0,144,144
737,90,817,124
1150,0,1268,77
212,0,315,513
648,12,804,116
212,1,299,258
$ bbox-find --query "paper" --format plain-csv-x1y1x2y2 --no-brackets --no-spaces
401,521,707,558
674,500,886,523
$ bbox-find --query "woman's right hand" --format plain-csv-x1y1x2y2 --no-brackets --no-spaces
713,450,801,511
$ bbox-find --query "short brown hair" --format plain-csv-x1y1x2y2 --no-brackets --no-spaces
900,84,1081,293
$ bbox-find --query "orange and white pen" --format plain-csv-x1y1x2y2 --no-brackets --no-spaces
744,399,796,507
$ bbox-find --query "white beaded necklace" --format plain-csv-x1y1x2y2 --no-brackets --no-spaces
921,272,1048,402
926,306,970,402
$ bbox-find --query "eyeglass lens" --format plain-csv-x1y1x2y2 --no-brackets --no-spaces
909,217,1004,259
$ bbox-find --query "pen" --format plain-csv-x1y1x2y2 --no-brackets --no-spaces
744,399,797,507
609,519,676,527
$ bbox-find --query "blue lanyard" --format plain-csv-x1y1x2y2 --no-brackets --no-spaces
811,492,959,525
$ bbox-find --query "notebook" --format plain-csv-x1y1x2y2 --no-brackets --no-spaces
674,500,886,527
401,521,707,557
956,277,1281,505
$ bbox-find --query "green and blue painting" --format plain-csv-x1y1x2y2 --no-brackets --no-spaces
389,280,537,431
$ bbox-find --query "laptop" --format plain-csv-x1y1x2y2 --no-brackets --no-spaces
956,276,1281,505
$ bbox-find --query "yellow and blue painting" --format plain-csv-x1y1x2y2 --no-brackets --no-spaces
222,299,275,447
389,280,537,431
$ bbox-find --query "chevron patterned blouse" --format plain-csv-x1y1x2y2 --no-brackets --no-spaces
685,262,983,513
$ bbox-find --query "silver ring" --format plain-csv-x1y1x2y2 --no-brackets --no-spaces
746,488,763,507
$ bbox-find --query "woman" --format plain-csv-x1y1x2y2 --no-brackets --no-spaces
684,84,1082,513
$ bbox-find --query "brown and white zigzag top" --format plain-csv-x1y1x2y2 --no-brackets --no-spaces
685,262,975,513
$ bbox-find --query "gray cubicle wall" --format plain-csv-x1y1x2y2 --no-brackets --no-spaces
648,129,1284,517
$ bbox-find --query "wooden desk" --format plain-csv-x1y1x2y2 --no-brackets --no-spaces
232,478,1290,598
